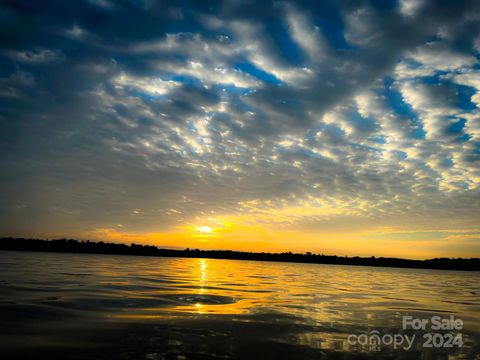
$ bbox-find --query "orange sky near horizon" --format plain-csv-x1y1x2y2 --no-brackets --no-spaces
61,211,480,260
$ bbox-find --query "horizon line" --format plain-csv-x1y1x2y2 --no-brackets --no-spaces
1,237,479,272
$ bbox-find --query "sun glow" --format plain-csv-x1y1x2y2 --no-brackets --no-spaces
195,225,213,234
83,210,480,259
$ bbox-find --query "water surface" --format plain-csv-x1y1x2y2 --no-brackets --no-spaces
0,251,479,359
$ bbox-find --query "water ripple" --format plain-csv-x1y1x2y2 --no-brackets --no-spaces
0,251,479,359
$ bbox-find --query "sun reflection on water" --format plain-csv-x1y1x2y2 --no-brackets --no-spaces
1,252,479,359
199,258,207,293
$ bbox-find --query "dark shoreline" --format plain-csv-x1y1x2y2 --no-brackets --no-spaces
1,237,478,271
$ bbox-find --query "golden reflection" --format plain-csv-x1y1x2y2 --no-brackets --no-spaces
107,256,480,350
199,258,207,294
36,250,476,358
194,303,203,314
109,257,346,322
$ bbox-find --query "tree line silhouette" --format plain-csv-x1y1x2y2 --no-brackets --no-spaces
0,237,478,271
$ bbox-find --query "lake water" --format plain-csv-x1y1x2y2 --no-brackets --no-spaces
0,251,479,359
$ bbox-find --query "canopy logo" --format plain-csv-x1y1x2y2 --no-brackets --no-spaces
347,316,464,352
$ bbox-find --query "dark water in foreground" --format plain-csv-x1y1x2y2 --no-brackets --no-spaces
0,251,479,360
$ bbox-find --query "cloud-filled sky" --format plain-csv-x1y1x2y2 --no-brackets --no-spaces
1,0,479,258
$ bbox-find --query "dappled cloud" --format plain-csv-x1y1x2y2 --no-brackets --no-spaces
0,0,479,257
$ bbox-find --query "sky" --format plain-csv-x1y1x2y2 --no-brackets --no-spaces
0,0,479,259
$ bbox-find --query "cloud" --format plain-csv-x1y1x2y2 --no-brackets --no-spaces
398,0,424,17
0,0,479,256
6,48,64,64
112,72,180,96
282,3,330,63
395,42,477,79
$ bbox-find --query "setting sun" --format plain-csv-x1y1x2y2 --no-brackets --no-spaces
195,226,213,234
